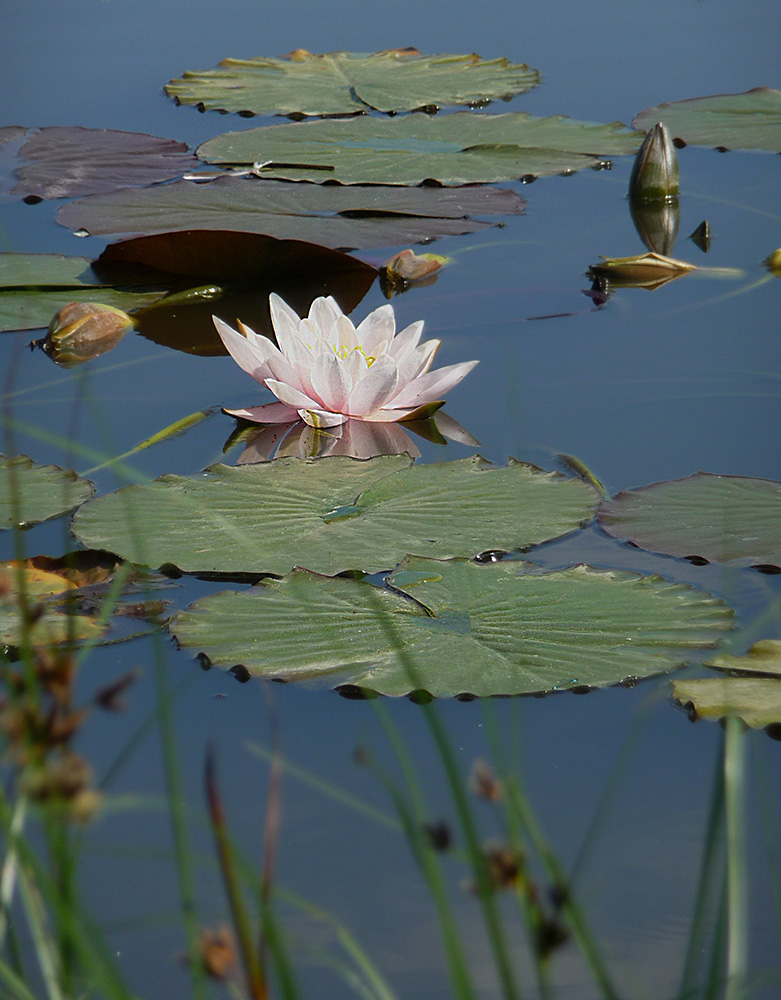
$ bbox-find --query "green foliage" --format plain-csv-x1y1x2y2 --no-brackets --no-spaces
171,558,734,697
166,50,540,116
71,456,601,576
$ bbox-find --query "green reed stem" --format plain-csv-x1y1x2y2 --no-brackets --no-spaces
276,885,399,1000
724,716,748,1000
205,747,267,1000
153,648,207,1000
678,738,726,999
371,702,476,1000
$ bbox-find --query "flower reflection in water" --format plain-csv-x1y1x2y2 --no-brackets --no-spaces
232,411,479,464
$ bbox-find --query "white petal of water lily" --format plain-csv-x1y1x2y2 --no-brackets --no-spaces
356,304,395,358
333,314,359,353
343,348,369,385
347,354,400,416
299,408,349,428
265,379,323,412
391,359,479,408
269,293,304,358
214,316,277,384
308,296,342,336
388,320,425,363
223,402,301,423
310,349,352,412
396,339,440,387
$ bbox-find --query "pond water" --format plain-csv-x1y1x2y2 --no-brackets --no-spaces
2,1,780,998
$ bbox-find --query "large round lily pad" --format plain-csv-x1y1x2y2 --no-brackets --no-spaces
1,455,94,529
71,456,601,576
166,50,540,117
197,112,642,185
170,557,734,697
598,473,781,567
633,88,781,152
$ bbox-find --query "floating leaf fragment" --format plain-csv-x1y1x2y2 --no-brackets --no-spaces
166,49,540,117
672,677,781,735
169,558,733,698
705,639,781,677
588,251,696,291
598,472,781,567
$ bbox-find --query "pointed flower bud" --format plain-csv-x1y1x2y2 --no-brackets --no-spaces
41,301,135,368
629,122,679,202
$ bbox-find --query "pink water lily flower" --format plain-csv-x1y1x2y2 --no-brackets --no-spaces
213,294,478,428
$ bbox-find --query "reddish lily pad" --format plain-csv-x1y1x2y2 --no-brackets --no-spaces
598,473,781,567
58,176,525,249
10,127,197,200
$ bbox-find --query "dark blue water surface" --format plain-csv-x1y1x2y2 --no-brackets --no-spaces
2,1,781,998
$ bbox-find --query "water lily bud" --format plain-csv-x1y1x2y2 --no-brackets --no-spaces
40,301,135,368
380,249,447,297
629,122,679,202
763,248,781,277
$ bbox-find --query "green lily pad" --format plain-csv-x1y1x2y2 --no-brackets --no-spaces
71,456,601,576
57,176,525,248
196,112,642,185
170,558,733,697
633,88,781,152
10,127,197,200
1,455,94,530
598,473,781,567
705,639,781,677
672,676,781,734
166,50,540,117
0,253,166,333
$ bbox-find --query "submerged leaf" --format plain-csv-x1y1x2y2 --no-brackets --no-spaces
1,456,94,530
166,49,540,117
10,127,197,200
196,112,641,185
57,176,524,248
170,558,733,698
598,472,781,567
71,456,601,576
633,88,781,152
